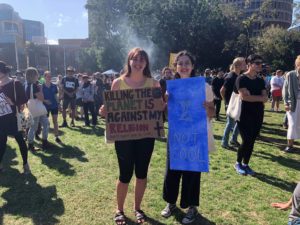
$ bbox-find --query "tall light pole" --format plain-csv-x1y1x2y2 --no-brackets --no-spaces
63,47,66,76
14,36,19,71
48,44,51,72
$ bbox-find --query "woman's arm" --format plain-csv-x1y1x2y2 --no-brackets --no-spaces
271,197,292,210
35,85,44,101
238,88,267,103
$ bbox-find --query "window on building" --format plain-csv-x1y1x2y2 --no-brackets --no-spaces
4,22,18,32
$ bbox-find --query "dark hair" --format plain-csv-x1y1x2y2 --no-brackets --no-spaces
173,50,196,78
122,47,151,78
25,67,39,83
162,66,172,75
0,61,11,74
246,54,263,64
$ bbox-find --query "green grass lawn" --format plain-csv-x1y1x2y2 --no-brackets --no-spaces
2,103,300,225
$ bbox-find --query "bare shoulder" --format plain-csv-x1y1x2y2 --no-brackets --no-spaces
111,77,122,90
152,79,160,88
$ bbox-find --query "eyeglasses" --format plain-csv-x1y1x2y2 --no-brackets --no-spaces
253,61,263,65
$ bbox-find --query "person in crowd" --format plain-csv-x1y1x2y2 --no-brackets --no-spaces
100,47,160,225
94,72,104,117
161,51,215,224
234,54,268,175
60,66,79,127
159,67,173,98
160,67,173,122
103,76,111,91
270,69,284,112
211,68,224,121
81,74,97,126
271,182,300,225
282,55,300,153
42,71,62,144
15,70,25,86
0,61,30,174
25,67,50,151
75,73,84,121
204,68,212,85
220,57,247,149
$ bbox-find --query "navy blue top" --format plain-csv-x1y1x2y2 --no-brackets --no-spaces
42,83,58,109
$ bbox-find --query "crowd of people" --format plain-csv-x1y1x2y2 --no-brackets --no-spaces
0,49,300,224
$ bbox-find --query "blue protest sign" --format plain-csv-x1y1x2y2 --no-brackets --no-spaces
167,77,209,172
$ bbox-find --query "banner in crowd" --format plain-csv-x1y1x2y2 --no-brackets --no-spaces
169,53,177,72
167,77,209,172
104,87,165,141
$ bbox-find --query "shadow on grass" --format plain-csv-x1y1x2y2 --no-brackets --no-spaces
0,147,64,225
254,151,300,171
260,125,287,137
254,172,297,193
170,208,216,225
256,134,286,149
31,141,88,176
67,125,105,136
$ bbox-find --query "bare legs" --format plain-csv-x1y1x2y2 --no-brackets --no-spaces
116,178,147,212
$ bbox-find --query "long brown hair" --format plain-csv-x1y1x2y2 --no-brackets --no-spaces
121,47,151,78
173,50,196,78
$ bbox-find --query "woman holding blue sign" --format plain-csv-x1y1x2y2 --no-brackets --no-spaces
100,48,160,225
161,51,215,224
234,54,268,176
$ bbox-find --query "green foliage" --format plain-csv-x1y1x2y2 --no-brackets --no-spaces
78,48,99,73
254,26,300,70
86,0,299,72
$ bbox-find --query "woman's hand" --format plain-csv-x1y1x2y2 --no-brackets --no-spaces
99,105,107,118
5,96,14,105
285,104,291,112
44,100,51,105
271,202,291,210
203,101,215,119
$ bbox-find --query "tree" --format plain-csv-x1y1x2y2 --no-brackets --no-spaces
254,26,300,70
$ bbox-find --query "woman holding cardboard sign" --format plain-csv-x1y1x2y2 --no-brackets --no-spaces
161,51,215,224
100,47,160,225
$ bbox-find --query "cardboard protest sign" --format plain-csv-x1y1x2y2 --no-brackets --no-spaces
167,77,209,172
104,87,165,141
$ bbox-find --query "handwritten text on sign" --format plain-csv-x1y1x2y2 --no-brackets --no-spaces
167,77,209,172
104,87,165,141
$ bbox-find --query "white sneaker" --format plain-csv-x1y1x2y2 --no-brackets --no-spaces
182,206,198,224
161,203,177,218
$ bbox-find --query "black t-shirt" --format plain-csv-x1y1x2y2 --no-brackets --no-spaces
0,79,27,135
236,74,266,114
95,79,104,96
223,72,238,105
26,82,40,100
211,76,224,99
62,76,79,99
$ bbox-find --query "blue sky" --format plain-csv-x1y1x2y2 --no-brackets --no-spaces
2,0,88,44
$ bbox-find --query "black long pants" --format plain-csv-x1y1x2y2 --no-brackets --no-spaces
214,99,222,119
237,111,264,165
0,132,28,165
163,144,201,209
83,102,97,126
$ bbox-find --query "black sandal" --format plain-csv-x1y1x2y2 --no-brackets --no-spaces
135,209,147,224
114,211,127,225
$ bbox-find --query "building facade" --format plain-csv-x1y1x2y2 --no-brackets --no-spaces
222,0,293,35
0,3,46,70
23,19,46,44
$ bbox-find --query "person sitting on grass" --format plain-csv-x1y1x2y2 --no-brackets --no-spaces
271,183,300,225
